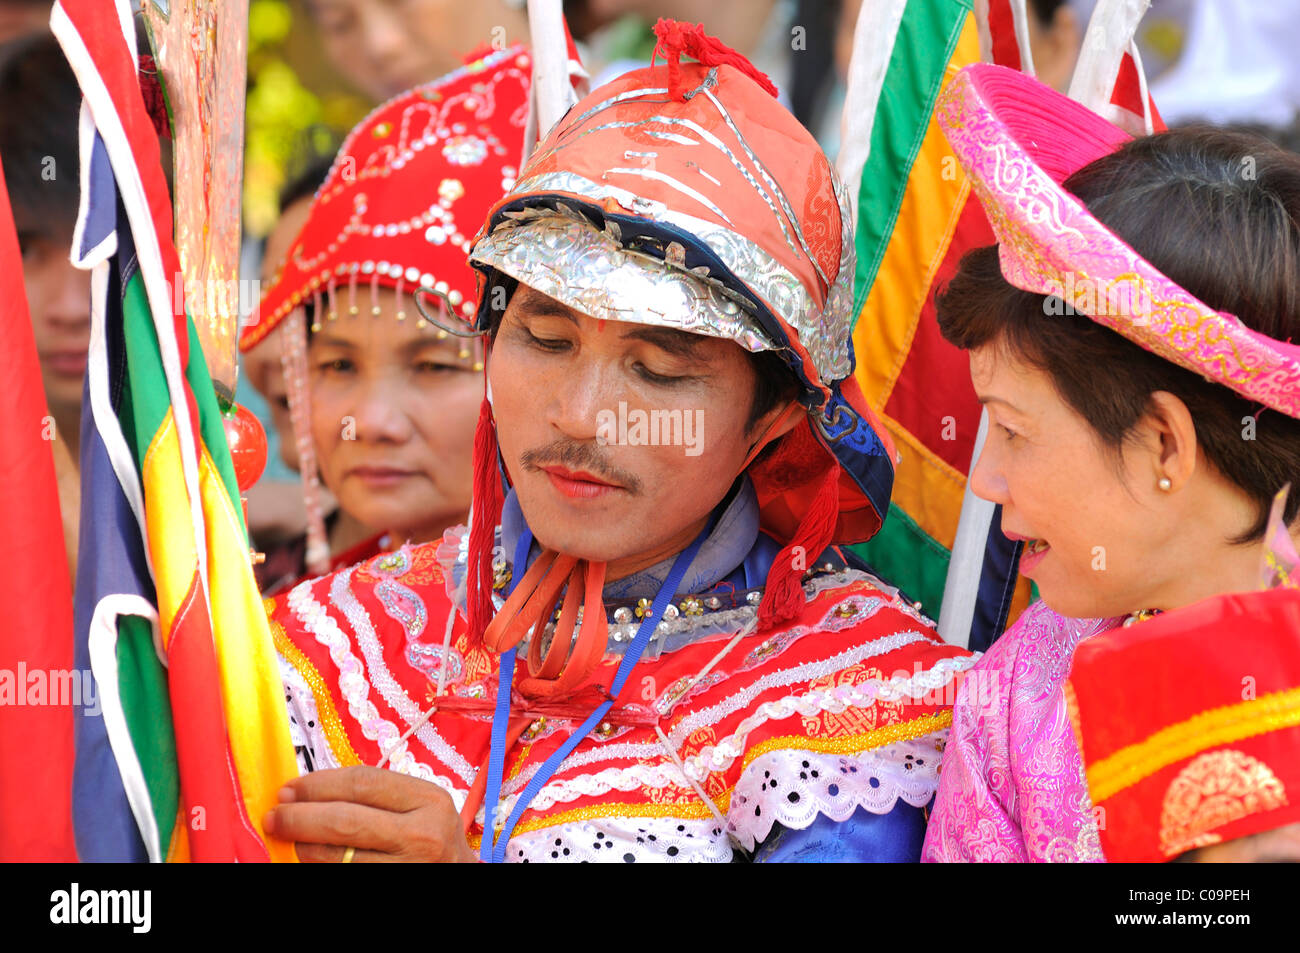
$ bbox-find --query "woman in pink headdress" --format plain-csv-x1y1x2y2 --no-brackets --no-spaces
920,64,1300,862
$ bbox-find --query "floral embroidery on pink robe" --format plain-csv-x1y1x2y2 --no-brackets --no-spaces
922,601,1121,862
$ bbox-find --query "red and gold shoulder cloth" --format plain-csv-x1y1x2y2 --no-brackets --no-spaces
267,536,973,861
1066,587,1300,862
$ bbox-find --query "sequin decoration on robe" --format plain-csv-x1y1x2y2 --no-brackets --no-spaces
922,600,1122,862
268,518,976,862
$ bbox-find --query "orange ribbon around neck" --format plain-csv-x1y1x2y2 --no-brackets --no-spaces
481,550,609,701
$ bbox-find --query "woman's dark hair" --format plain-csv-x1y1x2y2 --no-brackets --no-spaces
285,151,343,338
937,125,1300,541
279,150,337,211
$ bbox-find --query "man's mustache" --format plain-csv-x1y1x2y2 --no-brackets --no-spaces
518,439,643,494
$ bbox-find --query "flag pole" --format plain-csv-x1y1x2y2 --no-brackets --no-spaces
139,0,249,405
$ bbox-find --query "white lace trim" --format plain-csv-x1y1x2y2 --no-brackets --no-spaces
665,630,949,745
489,641,966,808
328,569,477,783
496,761,688,819
287,577,467,806
498,735,948,861
278,654,338,773
503,815,736,863
489,658,965,818
680,653,975,780
726,735,946,851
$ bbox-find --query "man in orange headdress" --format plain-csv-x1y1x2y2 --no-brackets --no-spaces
262,22,972,863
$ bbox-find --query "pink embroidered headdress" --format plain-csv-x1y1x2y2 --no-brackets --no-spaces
936,63,1300,420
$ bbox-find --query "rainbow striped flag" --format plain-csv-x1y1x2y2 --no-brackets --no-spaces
837,0,1162,650
838,0,1030,651
54,0,297,862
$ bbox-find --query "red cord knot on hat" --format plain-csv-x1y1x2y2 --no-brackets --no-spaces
651,18,778,101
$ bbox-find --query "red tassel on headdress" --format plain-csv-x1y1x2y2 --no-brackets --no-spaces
467,396,504,645
652,18,779,101
756,461,840,632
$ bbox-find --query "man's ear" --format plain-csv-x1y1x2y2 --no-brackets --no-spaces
1140,390,1199,491
744,400,804,467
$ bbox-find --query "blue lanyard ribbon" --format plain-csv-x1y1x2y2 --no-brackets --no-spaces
479,521,711,863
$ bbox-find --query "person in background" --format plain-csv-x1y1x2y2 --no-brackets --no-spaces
243,154,374,593
0,33,88,584
921,65,1300,862
240,45,532,587
1025,0,1081,94
300,0,530,103
0,0,50,44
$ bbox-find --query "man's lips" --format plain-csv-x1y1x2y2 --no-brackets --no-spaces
540,465,622,500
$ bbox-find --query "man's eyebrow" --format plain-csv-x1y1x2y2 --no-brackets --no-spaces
517,293,578,324
621,325,707,360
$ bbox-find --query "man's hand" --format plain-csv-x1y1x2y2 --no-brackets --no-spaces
263,766,476,863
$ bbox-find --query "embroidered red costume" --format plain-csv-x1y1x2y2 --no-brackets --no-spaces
268,23,974,862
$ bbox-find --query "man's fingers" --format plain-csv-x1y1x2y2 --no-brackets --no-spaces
279,766,449,813
294,842,399,864
265,800,404,853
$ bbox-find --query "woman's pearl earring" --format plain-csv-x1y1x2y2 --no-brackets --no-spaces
1157,477,1172,492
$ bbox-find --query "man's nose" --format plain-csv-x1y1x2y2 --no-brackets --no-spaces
549,366,623,443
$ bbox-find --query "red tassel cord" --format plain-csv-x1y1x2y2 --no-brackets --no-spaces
651,18,779,100
756,461,840,632
467,396,505,646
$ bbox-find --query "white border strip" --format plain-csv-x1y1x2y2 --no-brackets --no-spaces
1067,0,1151,111
70,101,117,268
834,0,909,211
52,0,212,603
87,594,164,863
1009,0,1036,76
938,409,997,647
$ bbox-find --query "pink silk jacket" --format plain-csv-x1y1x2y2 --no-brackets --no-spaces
923,601,1122,862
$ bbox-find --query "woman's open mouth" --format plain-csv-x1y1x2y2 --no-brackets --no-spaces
1019,537,1050,573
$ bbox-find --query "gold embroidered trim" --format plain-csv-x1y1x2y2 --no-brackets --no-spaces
738,710,952,772
1088,686,1300,803
470,711,954,844
1158,749,1288,857
271,617,363,767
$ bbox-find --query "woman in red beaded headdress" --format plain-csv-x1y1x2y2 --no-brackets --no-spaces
241,45,533,587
